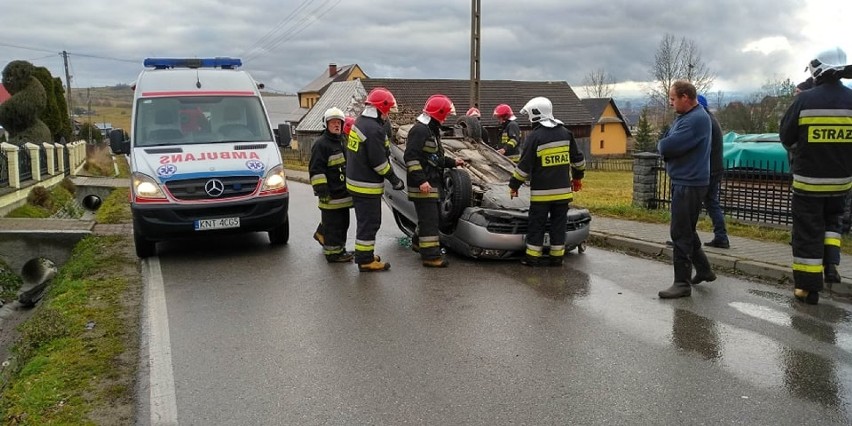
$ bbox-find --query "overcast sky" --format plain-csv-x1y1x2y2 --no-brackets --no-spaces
1,0,849,99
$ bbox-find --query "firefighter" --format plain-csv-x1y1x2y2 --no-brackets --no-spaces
508,97,585,267
493,103,522,162
346,87,405,272
465,107,490,147
405,94,465,267
780,46,852,305
309,107,354,263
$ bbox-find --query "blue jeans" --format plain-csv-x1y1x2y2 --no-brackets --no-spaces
703,173,728,242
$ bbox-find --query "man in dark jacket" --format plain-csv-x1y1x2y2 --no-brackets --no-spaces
465,107,490,146
697,95,730,249
493,104,522,163
509,96,585,267
780,47,852,304
404,94,465,267
346,87,405,272
309,107,353,263
657,80,715,299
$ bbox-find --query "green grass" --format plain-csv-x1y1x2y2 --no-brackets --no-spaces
94,188,131,224
0,236,140,424
6,185,81,219
575,170,852,254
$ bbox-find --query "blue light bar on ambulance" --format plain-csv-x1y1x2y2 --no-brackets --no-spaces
143,57,243,70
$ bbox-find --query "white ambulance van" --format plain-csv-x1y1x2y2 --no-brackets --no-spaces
113,58,289,258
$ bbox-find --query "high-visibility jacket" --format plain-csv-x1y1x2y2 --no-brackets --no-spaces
309,130,352,210
345,115,399,198
403,118,456,201
509,123,585,203
780,80,852,196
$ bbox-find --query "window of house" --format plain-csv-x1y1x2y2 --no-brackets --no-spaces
600,140,604,149
600,124,605,133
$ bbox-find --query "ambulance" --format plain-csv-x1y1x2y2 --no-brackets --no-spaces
114,58,289,258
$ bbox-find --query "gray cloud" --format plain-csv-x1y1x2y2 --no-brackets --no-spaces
0,0,826,98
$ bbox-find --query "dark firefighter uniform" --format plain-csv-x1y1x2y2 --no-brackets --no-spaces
309,129,352,261
780,79,852,297
346,114,403,265
498,119,523,163
509,123,585,264
404,118,457,260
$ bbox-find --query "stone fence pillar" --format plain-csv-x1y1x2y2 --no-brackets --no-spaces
44,142,56,175
25,142,41,182
632,152,661,209
1,143,21,188
55,143,66,173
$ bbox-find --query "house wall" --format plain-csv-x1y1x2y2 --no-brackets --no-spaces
589,103,628,156
300,92,320,109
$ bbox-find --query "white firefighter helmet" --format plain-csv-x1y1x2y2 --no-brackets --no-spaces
808,46,849,80
323,107,346,128
520,96,560,128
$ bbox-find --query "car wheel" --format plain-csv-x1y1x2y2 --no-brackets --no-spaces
577,242,586,253
268,218,289,245
134,232,156,258
456,115,482,142
440,168,472,232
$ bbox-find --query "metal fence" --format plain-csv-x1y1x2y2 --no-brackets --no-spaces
585,158,633,172
653,158,793,226
39,146,48,176
18,147,32,182
282,148,310,166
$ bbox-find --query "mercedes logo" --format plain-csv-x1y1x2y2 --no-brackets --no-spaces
204,179,225,197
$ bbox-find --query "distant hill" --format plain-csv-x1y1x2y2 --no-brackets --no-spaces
70,86,133,131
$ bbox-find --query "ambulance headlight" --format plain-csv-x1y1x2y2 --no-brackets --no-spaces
132,173,166,199
261,165,288,194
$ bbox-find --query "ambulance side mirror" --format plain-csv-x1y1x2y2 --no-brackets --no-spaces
277,123,291,148
109,129,130,154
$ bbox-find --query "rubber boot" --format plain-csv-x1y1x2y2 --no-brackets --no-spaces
824,264,841,284
794,288,820,305
422,257,449,268
659,261,692,299
358,258,391,272
690,246,716,285
520,255,544,267
313,226,325,247
548,256,564,267
326,251,354,263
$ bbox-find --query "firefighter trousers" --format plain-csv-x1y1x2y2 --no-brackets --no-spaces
791,194,845,292
352,196,382,265
526,201,570,258
320,207,351,257
413,199,442,260
670,184,712,282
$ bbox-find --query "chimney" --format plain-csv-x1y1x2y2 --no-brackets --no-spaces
328,63,338,77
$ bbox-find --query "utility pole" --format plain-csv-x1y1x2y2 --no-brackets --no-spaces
469,0,481,109
62,51,73,119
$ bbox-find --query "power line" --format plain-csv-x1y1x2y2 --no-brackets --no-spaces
0,41,136,64
242,0,317,56
244,0,342,62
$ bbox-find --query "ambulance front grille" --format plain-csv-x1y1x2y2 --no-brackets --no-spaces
165,176,260,200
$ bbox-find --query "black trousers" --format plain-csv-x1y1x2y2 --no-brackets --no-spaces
670,184,711,282
352,196,382,264
791,194,846,292
320,207,350,256
526,201,570,257
413,199,442,260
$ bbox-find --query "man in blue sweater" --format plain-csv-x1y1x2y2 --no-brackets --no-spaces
657,80,715,299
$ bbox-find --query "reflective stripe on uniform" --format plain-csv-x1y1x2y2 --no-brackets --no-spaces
791,174,852,193
419,235,440,248
347,126,366,152
530,188,572,202
310,174,328,185
825,231,842,247
407,160,423,172
792,256,824,273
424,140,439,153
319,196,353,210
323,246,344,255
573,159,586,170
536,140,570,156
549,245,565,257
373,161,391,175
355,240,375,252
346,178,384,195
327,153,345,167
526,244,543,257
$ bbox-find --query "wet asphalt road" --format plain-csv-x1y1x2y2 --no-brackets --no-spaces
142,182,852,425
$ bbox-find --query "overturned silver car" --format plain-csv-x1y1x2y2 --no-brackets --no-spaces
382,119,591,259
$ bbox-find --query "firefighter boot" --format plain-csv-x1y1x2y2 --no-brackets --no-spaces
825,264,841,284
548,256,564,267
794,288,820,305
313,227,325,247
358,258,391,272
422,257,449,268
659,261,692,299
326,251,354,263
520,255,544,267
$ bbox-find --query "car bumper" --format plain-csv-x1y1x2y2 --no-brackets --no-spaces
132,194,289,241
443,207,591,259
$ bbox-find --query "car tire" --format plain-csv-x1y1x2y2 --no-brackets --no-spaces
440,168,472,232
134,232,156,258
456,116,482,142
268,218,289,245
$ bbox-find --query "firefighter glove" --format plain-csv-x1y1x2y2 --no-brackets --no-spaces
571,179,582,192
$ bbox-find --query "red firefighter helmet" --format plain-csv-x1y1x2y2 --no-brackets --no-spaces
465,107,481,117
343,116,355,136
493,104,514,121
422,94,455,123
365,87,397,115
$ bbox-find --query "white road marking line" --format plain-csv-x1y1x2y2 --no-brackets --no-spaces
145,257,179,425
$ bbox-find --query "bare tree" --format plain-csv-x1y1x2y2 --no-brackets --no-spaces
647,34,716,109
581,68,615,98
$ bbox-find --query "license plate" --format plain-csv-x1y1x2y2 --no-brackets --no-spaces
194,217,240,231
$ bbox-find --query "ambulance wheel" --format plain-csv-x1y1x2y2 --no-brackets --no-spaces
134,233,156,258
269,218,289,245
